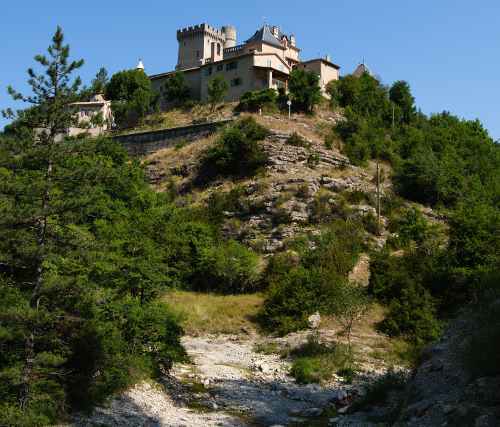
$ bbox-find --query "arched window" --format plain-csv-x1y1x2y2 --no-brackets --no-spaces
217,43,221,55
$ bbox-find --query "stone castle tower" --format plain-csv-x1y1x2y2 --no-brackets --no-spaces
176,24,237,70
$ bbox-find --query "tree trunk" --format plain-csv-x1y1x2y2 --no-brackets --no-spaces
18,157,52,409
18,332,35,410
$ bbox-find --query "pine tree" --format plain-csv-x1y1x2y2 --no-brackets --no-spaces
2,26,85,415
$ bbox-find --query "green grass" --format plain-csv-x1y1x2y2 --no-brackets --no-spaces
253,341,283,355
369,337,421,368
289,338,353,384
164,290,264,336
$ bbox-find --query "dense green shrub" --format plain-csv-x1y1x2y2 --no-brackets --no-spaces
370,234,445,345
260,220,364,334
362,211,380,235
193,240,261,294
238,89,278,112
379,284,442,344
161,72,191,106
288,68,322,113
197,117,269,182
0,136,189,423
389,207,434,248
105,68,158,128
328,73,393,125
260,266,331,334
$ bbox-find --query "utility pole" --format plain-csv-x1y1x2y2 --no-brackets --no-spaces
287,99,292,119
376,160,381,235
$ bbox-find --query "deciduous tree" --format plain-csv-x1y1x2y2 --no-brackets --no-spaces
207,75,228,112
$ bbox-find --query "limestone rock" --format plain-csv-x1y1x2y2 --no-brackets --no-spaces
307,312,321,329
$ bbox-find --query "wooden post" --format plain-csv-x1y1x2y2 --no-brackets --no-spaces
376,160,381,235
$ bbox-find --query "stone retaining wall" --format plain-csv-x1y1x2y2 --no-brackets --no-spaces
113,119,233,156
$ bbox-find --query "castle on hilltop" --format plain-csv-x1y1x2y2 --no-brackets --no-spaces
149,23,340,105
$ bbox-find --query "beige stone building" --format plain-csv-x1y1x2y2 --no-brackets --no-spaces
150,23,340,105
68,94,114,137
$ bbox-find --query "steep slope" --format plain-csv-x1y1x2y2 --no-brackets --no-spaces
145,112,391,255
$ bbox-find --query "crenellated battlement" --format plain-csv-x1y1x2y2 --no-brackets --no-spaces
177,23,226,41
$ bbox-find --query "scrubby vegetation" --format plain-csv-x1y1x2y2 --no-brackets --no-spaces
329,71,500,354
105,68,158,128
161,72,191,107
238,88,278,113
288,68,322,113
289,337,353,384
259,220,365,334
197,116,269,182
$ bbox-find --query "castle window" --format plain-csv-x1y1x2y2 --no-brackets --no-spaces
217,43,221,55
231,77,242,86
216,64,223,72
196,50,200,58
205,66,213,76
226,61,238,71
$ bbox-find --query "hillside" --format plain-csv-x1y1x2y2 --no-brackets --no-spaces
146,111,391,253
2,29,498,427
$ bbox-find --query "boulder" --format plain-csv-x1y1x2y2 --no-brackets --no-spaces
308,312,321,329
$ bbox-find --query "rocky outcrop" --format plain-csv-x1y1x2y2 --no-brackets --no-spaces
393,317,500,427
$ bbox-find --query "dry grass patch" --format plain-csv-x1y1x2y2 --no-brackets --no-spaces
164,290,264,336
319,303,415,368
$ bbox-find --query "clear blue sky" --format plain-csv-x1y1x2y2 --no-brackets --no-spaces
1,0,499,139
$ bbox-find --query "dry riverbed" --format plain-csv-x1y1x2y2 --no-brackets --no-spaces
74,329,403,427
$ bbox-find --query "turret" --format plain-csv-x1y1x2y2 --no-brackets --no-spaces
222,25,237,49
176,23,226,70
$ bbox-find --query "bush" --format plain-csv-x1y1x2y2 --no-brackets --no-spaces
260,266,326,334
307,152,320,168
260,220,364,334
197,117,269,182
105,69,157,128
379,284,442,345
289,339,352,384
238,89,278,112
288,69,322,113
194,240,261,294
64,298,185,410
206,186,248,224
161,72,191,106
370,243,444,345
286,132,310,148
207,75,228,111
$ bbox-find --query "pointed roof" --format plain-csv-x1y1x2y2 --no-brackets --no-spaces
246,25,284,48
353,63,372,77
136,59,145,71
